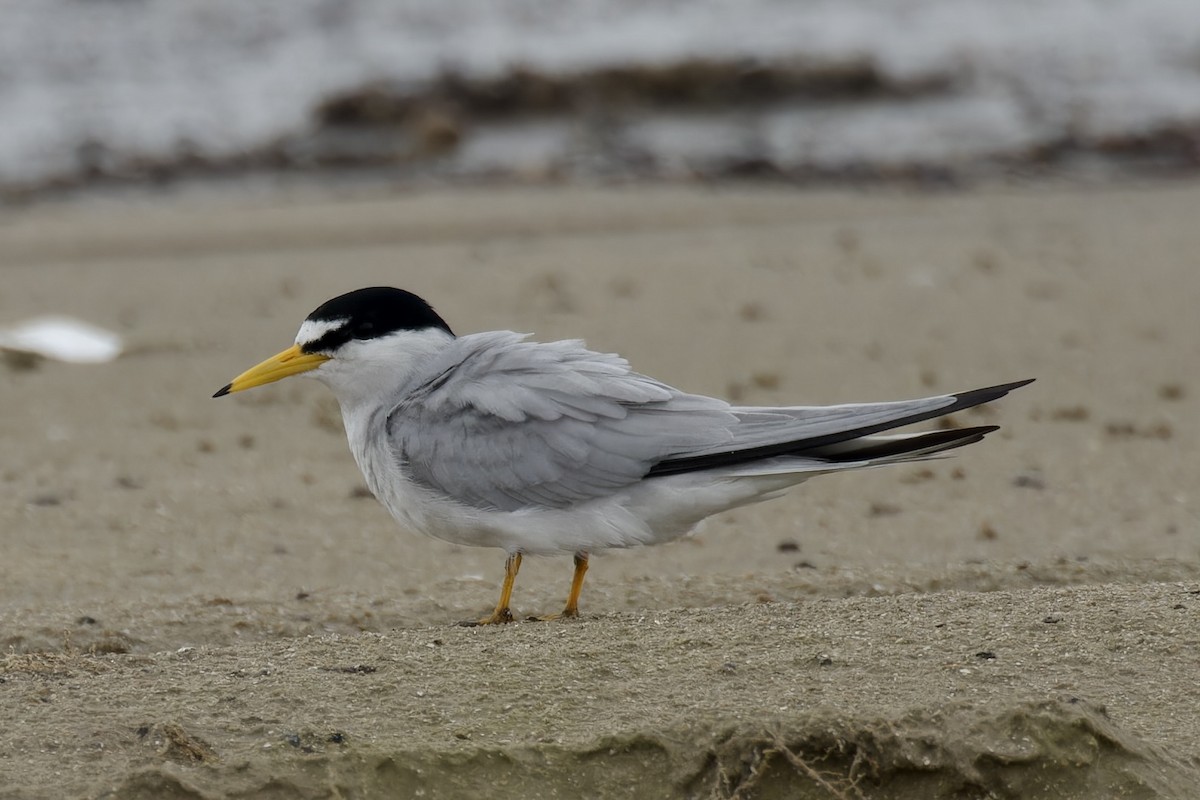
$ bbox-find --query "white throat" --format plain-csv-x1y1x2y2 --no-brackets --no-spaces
306,326,456,417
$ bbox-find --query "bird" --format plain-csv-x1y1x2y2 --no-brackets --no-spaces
214,287,1031,625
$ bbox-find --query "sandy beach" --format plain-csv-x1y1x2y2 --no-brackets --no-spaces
2,181,1199,798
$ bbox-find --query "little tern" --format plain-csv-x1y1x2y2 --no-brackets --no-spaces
215,287,1031,624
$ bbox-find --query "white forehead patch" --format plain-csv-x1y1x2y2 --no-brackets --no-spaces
295,317,346,348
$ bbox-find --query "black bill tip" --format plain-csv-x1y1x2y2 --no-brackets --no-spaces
213,384,232,398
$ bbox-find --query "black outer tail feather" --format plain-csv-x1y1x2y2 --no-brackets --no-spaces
646,379,1032,478
814,425,999,463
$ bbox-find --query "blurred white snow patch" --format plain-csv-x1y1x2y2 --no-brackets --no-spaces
0,316,123,363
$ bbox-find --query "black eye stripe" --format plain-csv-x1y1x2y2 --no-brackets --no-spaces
302,327,352,354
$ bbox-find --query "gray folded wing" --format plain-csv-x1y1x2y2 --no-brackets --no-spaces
386,332,739,511
387,331,1025,511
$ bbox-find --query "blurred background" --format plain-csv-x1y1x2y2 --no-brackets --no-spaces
2,0,1199,202
2,0,1199,626
4,5,1200,795
2,0,1199,612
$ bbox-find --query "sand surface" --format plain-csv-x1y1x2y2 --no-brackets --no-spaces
2,182,1199,798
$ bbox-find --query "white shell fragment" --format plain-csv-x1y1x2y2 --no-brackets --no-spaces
0,316,123,364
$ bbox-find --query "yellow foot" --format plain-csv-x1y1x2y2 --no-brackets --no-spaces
458,608,515,627
529,607,580,622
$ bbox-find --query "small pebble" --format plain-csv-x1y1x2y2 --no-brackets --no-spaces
868,501,902,517
738,302,767,322
1049,405,1090,422
1012,471,1046,490
1158,383,1185,401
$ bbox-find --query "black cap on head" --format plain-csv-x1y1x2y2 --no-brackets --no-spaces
300,287,454,353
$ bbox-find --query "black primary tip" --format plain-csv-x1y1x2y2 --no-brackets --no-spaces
213,384,232,398
646,379,1034,478
951,378,1036,406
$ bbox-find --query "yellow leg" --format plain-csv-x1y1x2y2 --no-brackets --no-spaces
562,551,589,617
537,551,589,621
463,553,522,626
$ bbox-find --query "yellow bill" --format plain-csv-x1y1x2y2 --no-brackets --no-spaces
213,344,330,397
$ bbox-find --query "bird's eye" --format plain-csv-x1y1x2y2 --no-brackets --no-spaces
355,321,375,335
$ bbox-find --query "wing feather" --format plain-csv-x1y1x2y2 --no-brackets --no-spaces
387,331,1029,511
387,332,736,511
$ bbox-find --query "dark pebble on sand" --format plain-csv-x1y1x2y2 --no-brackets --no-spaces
1012,471,1045,490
